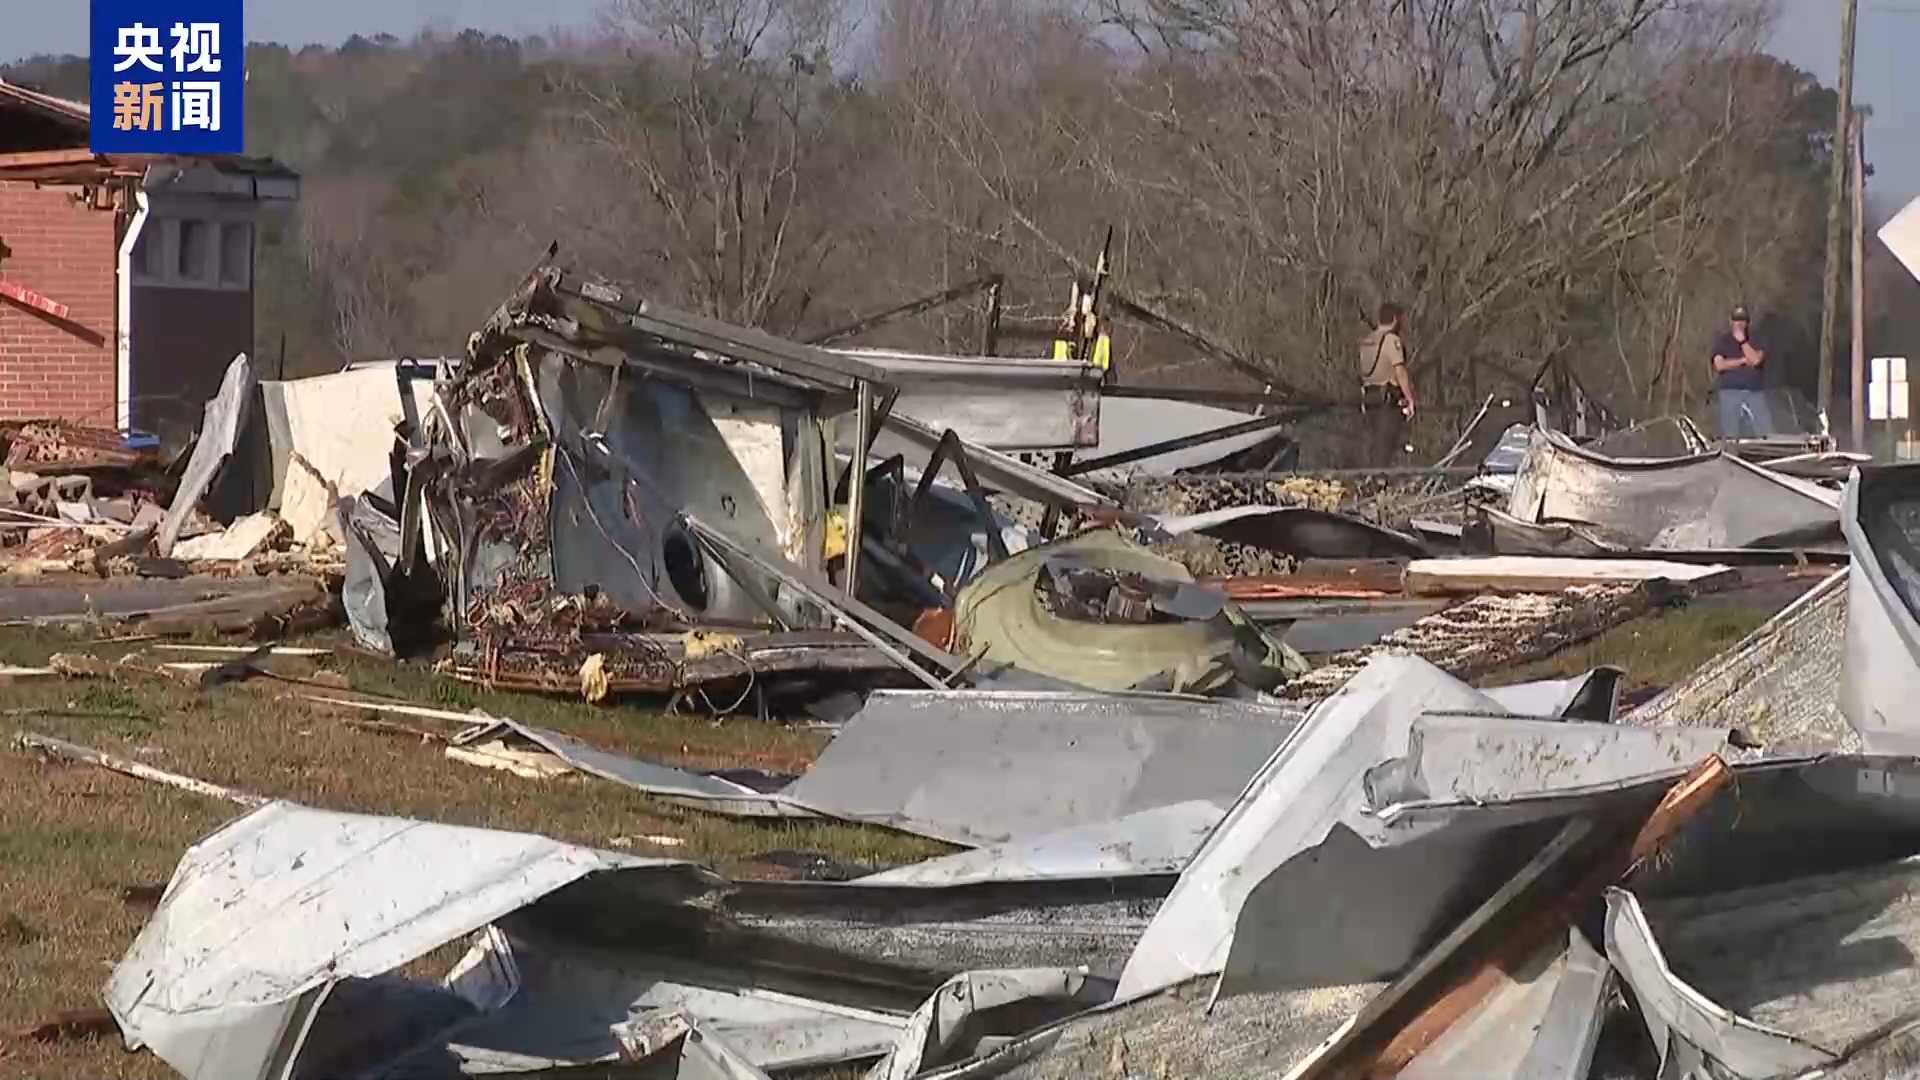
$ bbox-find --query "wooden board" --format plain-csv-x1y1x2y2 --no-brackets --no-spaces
1403,556,1737,597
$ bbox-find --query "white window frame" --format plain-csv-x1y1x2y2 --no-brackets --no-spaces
131,215,252,292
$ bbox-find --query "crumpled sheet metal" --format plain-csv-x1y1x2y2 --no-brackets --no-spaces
722,875,1167,982
1503,427,1840,552
338,494,396,655
428,1009,782,1080
607,1013,778,1080
782,689,1303,847
1595,753,1920,1079
451,717,813,819
1080,396,1292,481
911,974,1388,1080
925,753,1920,1080
536,355,818,627
1398,927,1611,1080
1841,465,1920,754
1480,667,1622,721
105,802,698,1080
1116,654,1504,1000
1270,811,1641,1080
863,967,1114,1080
1361,712,1729,814
438,917,907,1074
825,347,1101,450
1764,449,1872,482
948,528,1309,694
870,411,1114,510
1137,503,1430,561
1217,725,1727,1007
1585,415,1713,459
1116,654,1734,1002
684,511,960,689
433,284,849,648
857,801,1226,886
157,353,254,557
1604,886,1838,1078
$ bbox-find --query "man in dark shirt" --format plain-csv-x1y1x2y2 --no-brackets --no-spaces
1711,305,1772,440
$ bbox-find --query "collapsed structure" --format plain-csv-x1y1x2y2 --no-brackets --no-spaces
23,251,1920,1080
317,263,1341,702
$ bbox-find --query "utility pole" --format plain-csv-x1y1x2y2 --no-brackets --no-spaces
1818,0,1860,433
1851,110,1868,454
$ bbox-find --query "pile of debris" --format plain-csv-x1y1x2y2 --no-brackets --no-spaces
23,257,1919,1079
319,263,1456,702
94,568,1920,1080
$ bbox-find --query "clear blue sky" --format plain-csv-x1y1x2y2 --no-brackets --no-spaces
3,0,1915,197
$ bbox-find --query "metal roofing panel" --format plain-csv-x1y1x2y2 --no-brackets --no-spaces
1116,654,1502,1000
105,803,696,1080
856,801,1226,886
785,689,1304,847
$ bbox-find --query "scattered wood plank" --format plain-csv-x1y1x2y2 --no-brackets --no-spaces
1291,757,1733,1080
445,739,573,780
298,694,493,727
13,732,267,807
110,580,331,638
157,644,276,689
119,884,166,910
2,1008,116,1044
154,643,331,658
0,666,58,685
1363,757,1732,1076
1403,556,1737,597
336,715,449,743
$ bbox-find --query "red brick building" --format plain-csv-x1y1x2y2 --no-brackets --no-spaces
0,79,297,442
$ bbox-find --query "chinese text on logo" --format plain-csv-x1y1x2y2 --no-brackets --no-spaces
90,0,245,154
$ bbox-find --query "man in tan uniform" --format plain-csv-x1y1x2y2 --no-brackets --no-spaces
1358,301,1417,464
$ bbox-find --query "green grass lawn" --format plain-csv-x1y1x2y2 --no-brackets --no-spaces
1483,602,1775,690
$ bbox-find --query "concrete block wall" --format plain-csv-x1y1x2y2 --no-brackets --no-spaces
0,180,118,424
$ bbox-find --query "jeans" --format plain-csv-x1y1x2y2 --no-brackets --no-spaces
1717,388,1774,440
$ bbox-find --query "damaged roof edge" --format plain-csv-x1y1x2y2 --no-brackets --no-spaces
550,269,895,390
879,412,1115,509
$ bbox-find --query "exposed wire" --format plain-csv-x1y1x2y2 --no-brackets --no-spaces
554,442,690,623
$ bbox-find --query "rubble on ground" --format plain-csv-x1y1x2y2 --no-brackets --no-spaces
24,256,1920,1080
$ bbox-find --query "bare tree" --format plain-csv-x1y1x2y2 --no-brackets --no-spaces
897,0,1780,409
540,0,877,332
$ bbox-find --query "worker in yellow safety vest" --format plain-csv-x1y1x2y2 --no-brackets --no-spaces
1051,276,1111,370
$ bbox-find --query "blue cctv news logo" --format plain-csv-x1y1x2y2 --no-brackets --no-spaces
89,0,245,154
